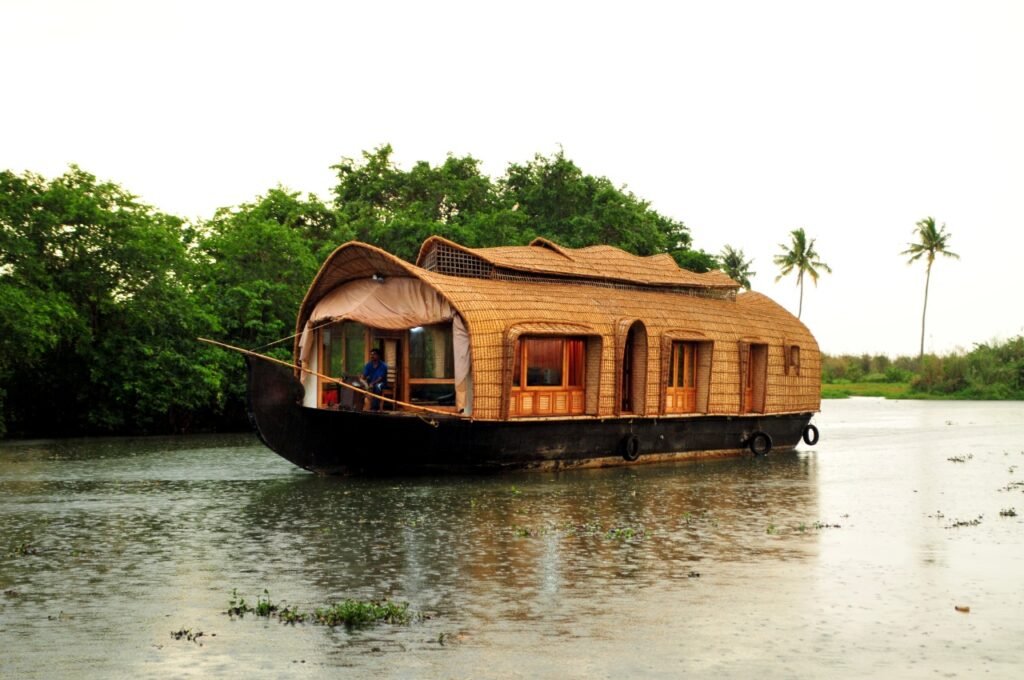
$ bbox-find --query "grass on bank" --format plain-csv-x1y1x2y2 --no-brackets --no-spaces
821,381,1024,400
822,382,911,399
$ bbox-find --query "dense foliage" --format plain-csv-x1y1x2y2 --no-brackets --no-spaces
0,167,222,436
0,149,719,437
823,337,1024,399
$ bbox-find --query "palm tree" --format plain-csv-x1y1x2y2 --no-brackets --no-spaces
773,228,831,319
902,217,959,360
720,245,755,290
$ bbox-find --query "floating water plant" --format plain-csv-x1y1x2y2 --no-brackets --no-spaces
946,515,983,528
226,590,416,629
999,508,1017,517
566,522,603,537
227,589,250,618
764,520,840,536
170,628,207,644
605,526,644,540
947,454,974,463
278,606,306,625
313,600,411,628
254,590,277,617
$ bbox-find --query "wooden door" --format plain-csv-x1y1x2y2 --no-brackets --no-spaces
666,341,697,413
742,343,767,413
621,328,634,412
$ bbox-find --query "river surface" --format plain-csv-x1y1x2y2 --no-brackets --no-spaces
2,399,1023,678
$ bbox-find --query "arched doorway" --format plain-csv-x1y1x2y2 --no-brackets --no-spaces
619,321,647,415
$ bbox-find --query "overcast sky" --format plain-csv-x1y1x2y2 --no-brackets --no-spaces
3,0,1022,357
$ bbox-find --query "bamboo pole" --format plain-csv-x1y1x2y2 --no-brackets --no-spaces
198,337,466,419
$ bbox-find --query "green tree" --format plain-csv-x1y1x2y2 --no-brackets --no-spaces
901,217,959,360
330,146,716,269
719,245,755,290
501,150,680,256
223,186,344,262
0,167,219,435
773,228,831,319
332,145,506,261
194,192,321,420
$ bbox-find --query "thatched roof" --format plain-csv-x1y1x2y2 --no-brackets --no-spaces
415,236,739,290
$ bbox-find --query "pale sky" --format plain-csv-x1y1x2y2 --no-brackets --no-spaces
3,0,1022,357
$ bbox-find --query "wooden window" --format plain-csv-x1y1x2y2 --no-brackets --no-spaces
319,321,368,406
406,323,456,406
787,345,801,376
343,323,366,377
665,341,698,413
510,336,586,416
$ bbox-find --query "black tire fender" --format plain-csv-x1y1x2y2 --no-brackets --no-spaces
802,424,819,446
622,434,641,461
748,431,772,456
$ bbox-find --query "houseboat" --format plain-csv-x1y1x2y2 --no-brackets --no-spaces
242,236,821,474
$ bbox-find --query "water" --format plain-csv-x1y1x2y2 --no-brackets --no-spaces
1,399,1022,678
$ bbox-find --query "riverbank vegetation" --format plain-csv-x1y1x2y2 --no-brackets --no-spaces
822,336,1024,400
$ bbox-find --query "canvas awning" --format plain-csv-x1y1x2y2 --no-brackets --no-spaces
298,276,472,414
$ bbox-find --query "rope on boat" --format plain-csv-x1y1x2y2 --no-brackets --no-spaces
198,337,470,420
245,319,335,353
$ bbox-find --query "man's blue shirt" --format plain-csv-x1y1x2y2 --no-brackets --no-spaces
362,359,388,387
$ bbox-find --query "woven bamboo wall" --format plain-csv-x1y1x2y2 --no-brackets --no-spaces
415,270,820,420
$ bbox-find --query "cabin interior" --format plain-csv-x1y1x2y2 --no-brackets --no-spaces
313,320,456,411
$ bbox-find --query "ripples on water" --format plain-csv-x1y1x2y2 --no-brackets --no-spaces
1,401,1023,678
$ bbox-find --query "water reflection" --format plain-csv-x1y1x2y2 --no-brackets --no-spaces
237,453,819,596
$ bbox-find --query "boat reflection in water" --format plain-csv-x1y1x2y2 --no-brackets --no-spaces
238,451,820,603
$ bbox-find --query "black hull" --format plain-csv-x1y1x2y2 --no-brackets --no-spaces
246,357,816,475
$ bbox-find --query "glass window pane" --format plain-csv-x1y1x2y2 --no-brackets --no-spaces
512,340,522,387
567,339,584,387
409,383,456,405
321,325,345,377
343,322,366,376
676,343,686,387
525,338,563,386
409,323,454,379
